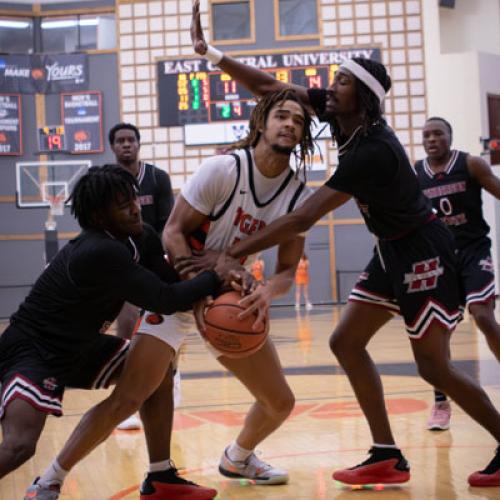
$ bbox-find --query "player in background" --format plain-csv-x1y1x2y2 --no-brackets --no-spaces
251,252,265,282
20,165,236,500
415,116,500,431
109,122,176,430
190,1,500,487
295,253,313,311
150,89,315,485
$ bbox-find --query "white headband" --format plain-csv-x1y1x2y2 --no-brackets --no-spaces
339,59,386,103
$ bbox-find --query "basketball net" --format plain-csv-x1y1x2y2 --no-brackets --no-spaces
45,195,65,230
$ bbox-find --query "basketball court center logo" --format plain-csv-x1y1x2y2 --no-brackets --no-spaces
403,257,443,293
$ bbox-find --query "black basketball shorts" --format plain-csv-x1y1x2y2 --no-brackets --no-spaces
457,237,496,309
349,220,463,339
0,326,129,419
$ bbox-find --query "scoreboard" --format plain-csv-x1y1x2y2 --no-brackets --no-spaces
157,47,381,128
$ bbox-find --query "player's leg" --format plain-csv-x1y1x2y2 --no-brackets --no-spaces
410,322,500,486
470,301,500,360
115,301,141,340
329,301,411,485
295,284,301,309
304,283,313,310
216,338,294,484
427,337,452,432
27,333,213,500
462,241,500,360
0,400,47,478
330,256,410,485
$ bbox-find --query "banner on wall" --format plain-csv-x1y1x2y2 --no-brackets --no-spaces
61,91,103,154
0,94,22,155
0,54,88,94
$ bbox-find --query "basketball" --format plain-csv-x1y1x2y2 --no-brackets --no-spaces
203,291,269,358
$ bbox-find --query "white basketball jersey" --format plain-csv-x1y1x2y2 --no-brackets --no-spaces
186,148,311,262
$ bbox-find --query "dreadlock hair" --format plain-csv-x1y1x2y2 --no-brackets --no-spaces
108,122,141,145
426,116,453,143
228,89,315,180
69,164,138,229
330,57,392,147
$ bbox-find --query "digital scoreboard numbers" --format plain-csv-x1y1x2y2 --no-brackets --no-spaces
38,125,66,153
157,47,381,129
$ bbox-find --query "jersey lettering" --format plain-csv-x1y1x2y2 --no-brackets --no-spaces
233,206,266,235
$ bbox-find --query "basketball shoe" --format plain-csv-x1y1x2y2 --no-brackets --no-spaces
427,401,451,430
332,447,410,485
24,478,60,499
140,467,217,499
468,446,500,487
117,413,142,430
219,446,289,484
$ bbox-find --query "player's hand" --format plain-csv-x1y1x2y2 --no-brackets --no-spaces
213,251,242,287
193,297,212,334
175,250,219,277
191,0,207,55
230,269,258,296
237,283,271,331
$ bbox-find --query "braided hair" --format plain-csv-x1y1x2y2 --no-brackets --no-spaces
69,164,138,229
229,88,315,180
330,57,392,147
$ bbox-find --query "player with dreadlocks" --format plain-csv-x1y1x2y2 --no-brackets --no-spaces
188,0,500,488
135,88,314,486
17,165,237,499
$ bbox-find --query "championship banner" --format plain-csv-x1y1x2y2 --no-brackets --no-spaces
61,91,103,154
0,54,88,94
0,94,22,155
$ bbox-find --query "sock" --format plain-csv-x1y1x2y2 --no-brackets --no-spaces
149,459,174,473
434,390,447,402
38,459,68,488
226,441,252,462
373,443,399,450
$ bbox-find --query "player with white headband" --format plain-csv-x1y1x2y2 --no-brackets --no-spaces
190,0,500,488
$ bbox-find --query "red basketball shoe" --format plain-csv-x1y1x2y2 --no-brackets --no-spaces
333,447,410,485
468,446,500,487
140,467,217,499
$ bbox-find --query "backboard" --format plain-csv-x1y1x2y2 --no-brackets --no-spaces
16,160,91,227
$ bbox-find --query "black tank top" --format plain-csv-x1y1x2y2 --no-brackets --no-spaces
415,150,490,248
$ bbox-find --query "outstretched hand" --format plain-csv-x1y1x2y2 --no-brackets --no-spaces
175,250,218,278
191,0,207,55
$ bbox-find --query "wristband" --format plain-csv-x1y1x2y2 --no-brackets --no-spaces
204,44,224,65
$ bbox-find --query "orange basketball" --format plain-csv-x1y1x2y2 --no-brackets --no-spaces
203,291,269,358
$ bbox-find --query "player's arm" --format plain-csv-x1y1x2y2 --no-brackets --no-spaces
467,154,500,199
191,0,309,103
239,236,304,330
227,186,351,260
163,194,208,272
155,168,175,234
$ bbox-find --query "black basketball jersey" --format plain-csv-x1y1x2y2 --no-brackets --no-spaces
137,162,174,233
414,150,490,248
308,88,432,239
10,225,219,356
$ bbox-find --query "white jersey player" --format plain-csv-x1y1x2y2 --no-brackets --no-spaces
141,90,315,485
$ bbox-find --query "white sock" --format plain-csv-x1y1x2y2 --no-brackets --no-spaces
38,459,68,488
149,458,174,473
227,441,252,462
373,443,399,450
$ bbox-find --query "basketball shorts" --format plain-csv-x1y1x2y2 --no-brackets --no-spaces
349,220,463,339
457,237,496,309
138,310,226,358
0,326,129,419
